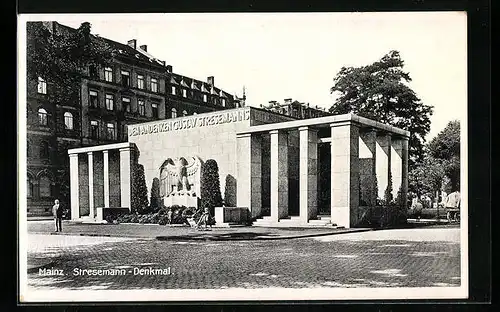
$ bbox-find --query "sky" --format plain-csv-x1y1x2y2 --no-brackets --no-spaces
22,12,467,140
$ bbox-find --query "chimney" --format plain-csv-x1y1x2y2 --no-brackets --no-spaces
284,98,292,104
207,76,214,86
127,39,137,49
139,44,147,52
166,65,173,73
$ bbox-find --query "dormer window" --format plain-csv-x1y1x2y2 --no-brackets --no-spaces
171,86,176,95
203,94,207,103
182,89,187,98
222,98,226,107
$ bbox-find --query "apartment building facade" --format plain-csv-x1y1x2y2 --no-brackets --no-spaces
26,21,245,216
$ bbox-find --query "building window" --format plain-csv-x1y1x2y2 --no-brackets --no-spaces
151,78,158,93
64,112,73,130
37,77,47,94
39,175,52,198
122,97,131,112
203,94,207,103
122,124,128,140
152,103,158,119
137,75,144,89
40,141,49,158
105,94,114,110
38,108,48,126
171,108,177,118
182,89,187,98
171,86,176,95
106,123,116,140
138,99,145,116
27,141,32,157
89,65,98,78
89,90,98,108
27,176,34,198
90,120,99,139
121,70,130,87
183,110,188,116
104,67,113,82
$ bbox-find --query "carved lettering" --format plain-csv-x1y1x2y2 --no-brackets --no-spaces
130,109,250,136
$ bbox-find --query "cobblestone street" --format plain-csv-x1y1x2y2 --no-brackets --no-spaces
25,227,461,290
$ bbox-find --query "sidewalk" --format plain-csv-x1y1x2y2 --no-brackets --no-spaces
27,220,373,241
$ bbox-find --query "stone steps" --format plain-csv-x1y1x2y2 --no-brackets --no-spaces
252,215,338,228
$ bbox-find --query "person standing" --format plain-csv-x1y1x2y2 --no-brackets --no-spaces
52,199,63,232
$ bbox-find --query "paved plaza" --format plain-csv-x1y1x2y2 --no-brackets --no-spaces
25,223,461,290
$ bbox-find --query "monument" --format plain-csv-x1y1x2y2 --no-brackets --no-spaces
67,107,410,228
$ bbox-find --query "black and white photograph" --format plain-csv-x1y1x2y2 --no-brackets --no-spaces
18,12,468,302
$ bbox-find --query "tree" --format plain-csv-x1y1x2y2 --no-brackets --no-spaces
330,50,433,169
408,156,445,200
131,164,149,214
27,21,113,104
149,178,161,212
428,120,460,191
200,159,223,215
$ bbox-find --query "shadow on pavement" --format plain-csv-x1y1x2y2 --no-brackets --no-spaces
156,231,283,241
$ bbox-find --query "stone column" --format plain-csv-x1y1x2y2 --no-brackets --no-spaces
270,130,288,222
390,137,403,199
376,133,392,200
330,122,360,228
119,147,132,211
359,129,377,207
236,134,262,218
69,153,79,220
103,150,110,208
299,126,318,224
402,137,409,210
87,152,94,219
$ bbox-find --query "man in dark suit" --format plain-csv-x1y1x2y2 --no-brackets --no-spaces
52,199,63,232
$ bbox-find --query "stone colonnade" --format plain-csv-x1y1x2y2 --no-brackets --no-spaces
236,115,409,228
68,142,135,221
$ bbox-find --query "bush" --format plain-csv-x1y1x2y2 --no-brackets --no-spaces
113,205,199,226
200,159,223,216
131,163,149,214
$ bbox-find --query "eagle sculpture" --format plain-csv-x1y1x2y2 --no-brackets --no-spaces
159,156,201,197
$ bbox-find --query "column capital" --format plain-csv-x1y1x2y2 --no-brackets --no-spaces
119,147,131,153
69,153,79,158
87,151,93,156
102,150,109,154
269,129,280,135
